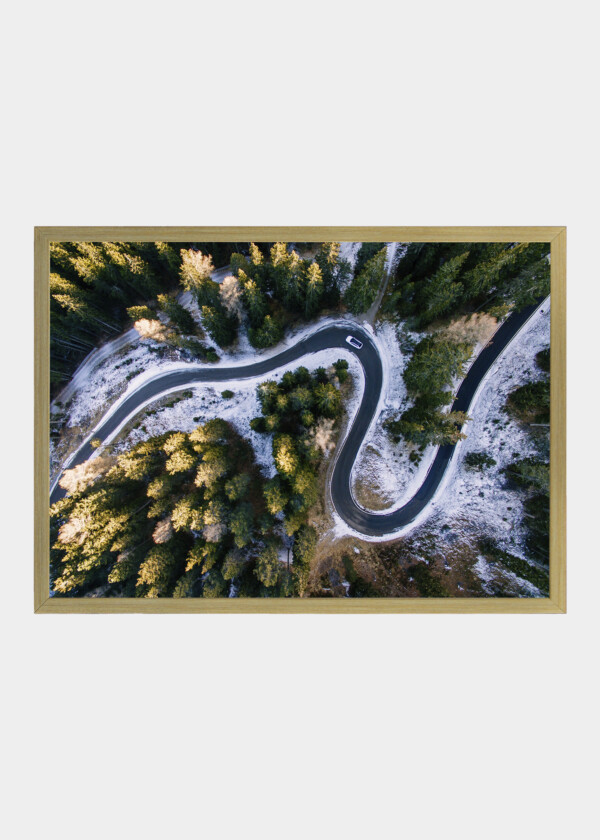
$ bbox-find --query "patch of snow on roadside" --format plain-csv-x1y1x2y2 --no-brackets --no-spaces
113,348,363,480
351,318,436,510
115,382,276,477
441,303,551,561
53,311,366,473
65,342,190,430
327,298,550,549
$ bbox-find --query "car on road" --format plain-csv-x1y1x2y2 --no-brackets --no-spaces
346,335,363,349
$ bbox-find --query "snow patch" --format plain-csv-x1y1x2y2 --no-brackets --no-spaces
351,318,435,511
326,298,550,544
80,345,363,484
441,302,551,562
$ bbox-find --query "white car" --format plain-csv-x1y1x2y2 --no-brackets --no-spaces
346,335,363,349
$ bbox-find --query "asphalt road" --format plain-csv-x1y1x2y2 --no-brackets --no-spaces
50,303,541,536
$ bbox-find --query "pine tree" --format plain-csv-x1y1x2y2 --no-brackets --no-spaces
229,503,254,548
137,544,180,597
51,419,267,598
255,541,281,588
314,382,341,418
305,262,324,318
292,524,317,568
504,457,549,493
241,276,269,327
417,251,469,324
201,305,237,347
273,434,300,477
403,337,472,401
222,549,245,581
127,305,155,321
172,569,201,598
224,473,251,502
248,315,283,349
263,477,289,515
315,241,347,304
202,569,228,598
180,248,215,292
195,445,229,487
461,244,516,300
171,494,204,532
249,243,264,266
156,294,196,334
343,246,387,314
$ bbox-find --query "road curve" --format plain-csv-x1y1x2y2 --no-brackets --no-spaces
50,302,542,536
52,267,233,408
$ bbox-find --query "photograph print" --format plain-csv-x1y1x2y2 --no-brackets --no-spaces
44,232,557,606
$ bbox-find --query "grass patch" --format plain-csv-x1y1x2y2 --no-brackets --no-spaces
479,539,549,593
406,562,448,597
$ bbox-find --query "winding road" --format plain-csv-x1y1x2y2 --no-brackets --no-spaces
50,301,543,537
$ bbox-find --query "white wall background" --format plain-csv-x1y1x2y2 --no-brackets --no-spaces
1,2,598,839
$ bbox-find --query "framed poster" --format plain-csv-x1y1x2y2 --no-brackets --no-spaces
34,227,566,612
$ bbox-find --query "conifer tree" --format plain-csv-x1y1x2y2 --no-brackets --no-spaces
248,315,283,349
305,262,324,317
180,249,215,293
156,294,196,334
263,477,289,515
249,243,264,266
273,434,300,477
201,305,237,347
51,419,268,598
343,246,387,314
314,382,341,418
416,251,469,324
255,541,281,588
229,503,254,548
127,305,155,321
241,276,269,327
137,544,180,597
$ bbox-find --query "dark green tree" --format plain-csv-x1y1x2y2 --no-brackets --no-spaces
255,541,281,588
157,294,196,334
344,246,387,314
201,305,237,347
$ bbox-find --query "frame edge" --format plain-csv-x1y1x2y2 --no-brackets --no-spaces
34,226,567,614
34,228,50,612
549,228,567,613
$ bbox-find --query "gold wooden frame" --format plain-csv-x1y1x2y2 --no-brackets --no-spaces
34,227,566,613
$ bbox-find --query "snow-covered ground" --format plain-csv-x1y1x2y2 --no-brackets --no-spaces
111,348,363,480
52,266,231,412
351,309,500,513
50,303,368,481
350,318,434,511
52,327,139,408
471,554,540,597
438,302,550,558
338,242,361,290
328,298,550,544
50,341,186,482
